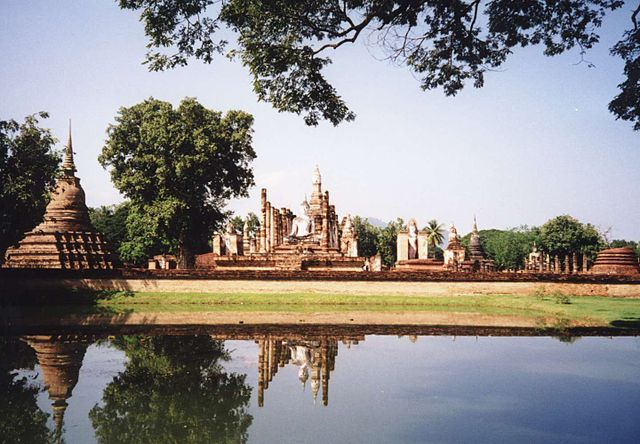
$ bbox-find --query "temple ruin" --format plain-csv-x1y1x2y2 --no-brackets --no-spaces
591,247,640,275
396,218,494,272
196,166,365,271
3,125,113,269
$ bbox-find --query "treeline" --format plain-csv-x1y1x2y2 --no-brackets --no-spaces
89,206,640,271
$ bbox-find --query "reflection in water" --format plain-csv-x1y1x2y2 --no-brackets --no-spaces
2,327,639,443
251,335,362,407
22,336,88,441
88,335,252,443
0,337,52,444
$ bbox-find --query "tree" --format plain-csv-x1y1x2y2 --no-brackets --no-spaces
352,216,380,258
228,212,260,235
119,1,640,130
99,97,255,268
0,337,53,444
377,218,404,267
89,202,131,259
539,215,604,260
89,335,253,443
423,219,444,258
0,113,60,262
462,227,538,271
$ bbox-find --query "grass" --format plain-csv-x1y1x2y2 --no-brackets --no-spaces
92,291,640,328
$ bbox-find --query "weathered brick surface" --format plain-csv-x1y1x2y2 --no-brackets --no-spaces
1,268,640,283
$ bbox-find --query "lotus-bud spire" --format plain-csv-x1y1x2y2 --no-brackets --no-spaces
62,119,76,175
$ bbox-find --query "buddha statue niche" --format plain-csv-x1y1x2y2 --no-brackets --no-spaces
288,199,313,240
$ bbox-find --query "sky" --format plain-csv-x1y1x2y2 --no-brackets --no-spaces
1,1,638,240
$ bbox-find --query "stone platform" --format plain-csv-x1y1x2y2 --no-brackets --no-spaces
195,251,364,272
395,259,444,272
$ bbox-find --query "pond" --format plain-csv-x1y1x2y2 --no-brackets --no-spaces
1,327,639,443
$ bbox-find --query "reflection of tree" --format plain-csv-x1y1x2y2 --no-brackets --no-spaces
89,335,252,443
0,337,53,444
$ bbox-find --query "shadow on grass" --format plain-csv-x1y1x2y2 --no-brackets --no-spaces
610,317,640,329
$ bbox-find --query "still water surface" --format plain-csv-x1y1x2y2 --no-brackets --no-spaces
2,331,639,443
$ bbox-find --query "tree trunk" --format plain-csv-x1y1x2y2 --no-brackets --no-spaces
177,240,195,269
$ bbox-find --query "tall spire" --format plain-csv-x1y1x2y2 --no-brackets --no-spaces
473,215,478,233
313,164,321,185
62,119,76,175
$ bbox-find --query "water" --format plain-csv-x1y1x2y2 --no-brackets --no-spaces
1,330,639,443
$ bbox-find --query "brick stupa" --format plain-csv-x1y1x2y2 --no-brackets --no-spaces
590,247,639,275
3,124,113,269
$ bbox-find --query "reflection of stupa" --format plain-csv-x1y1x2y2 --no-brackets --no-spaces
22,335,88,439
4,124,113,269
256,336,362,407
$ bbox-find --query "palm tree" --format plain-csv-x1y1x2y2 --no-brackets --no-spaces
424,219,445,258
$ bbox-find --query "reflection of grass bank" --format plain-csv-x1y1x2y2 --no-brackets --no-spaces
95,292,640,328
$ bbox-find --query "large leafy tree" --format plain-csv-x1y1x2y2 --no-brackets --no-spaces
119,1,639,130
89,335,253,443
99,98,255,267
539,215,604,260
0,113,60,262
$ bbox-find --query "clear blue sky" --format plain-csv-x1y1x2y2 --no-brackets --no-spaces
1,1,638,240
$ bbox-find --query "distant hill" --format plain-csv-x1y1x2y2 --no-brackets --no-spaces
360,217,389,228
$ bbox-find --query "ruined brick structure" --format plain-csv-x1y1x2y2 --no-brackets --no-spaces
3,125,113,269
197,166,365,271
591,247,640,275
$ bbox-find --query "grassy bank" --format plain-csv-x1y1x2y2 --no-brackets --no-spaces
92,291,640,328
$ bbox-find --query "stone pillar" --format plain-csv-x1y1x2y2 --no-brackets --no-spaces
554,255,560,273
322,343,329,406
572,252,577,274
280,208,287,241
260,189,267,253
257,340,265,407
397,231,409,261
582,252,588,273
418,232,429,259
265,202,271,253
321,191,330,249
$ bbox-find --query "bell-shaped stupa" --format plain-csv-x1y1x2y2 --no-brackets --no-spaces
3,122,113,269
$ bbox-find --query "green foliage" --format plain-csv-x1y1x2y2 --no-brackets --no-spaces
0,113,60,261
462,228,539,271
0,337,52,444
229,215,245,233
89,202,131,257
539,215,604,261
423,219,445,258
352,216,379,258
377,218,404,267
119,1,638,130
89,335,252,443
99,97,256,267
228,212,260,235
